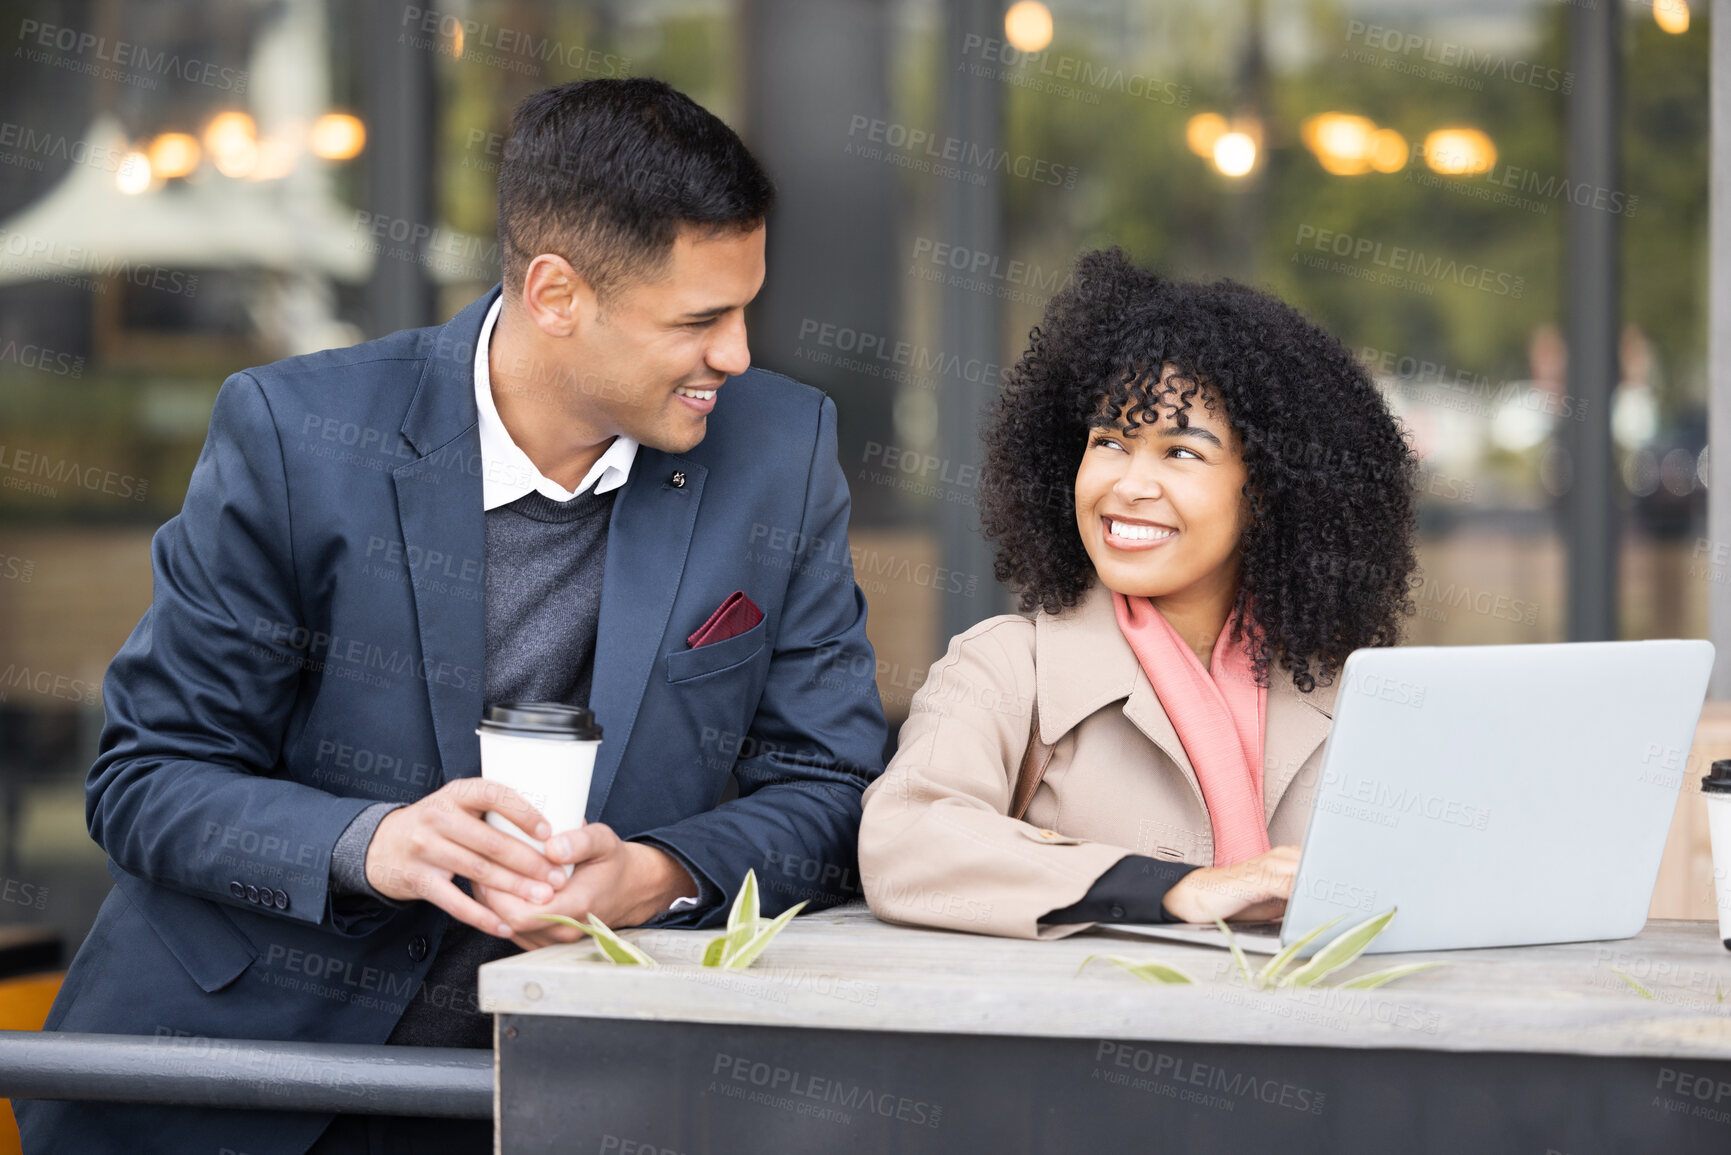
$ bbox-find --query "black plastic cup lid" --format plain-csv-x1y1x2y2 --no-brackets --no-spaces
1705,760,1731,795
478,702,601,740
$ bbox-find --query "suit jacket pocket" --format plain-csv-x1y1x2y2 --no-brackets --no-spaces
665,618,768,683
107,859,260,993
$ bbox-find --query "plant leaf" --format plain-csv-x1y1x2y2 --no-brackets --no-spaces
1611,967,1656,1000
708,921,757,968
534,913,658,966
721,901,807,970
536,913,585,930
1255,915,1347,991
584,915,659,966
1077,953,1196,985
706,871,764,967
1215,918,1254,988
700,934,729,968
1280,908,1397,988
728,870,760,938
1337,961,1447,990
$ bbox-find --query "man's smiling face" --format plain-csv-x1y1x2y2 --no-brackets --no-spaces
564,223,766,454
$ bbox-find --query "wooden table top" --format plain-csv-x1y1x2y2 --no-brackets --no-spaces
479,903,1731,1060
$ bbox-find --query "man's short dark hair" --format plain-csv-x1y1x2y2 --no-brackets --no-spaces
497,78,775,300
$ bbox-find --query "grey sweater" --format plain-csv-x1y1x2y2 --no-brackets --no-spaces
333,485,616,1048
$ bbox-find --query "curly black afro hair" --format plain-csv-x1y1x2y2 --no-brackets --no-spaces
980,247,1418,693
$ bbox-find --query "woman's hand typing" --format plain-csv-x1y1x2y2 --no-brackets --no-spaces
1159,844,1300,924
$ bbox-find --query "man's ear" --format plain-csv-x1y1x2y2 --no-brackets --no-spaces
520,253,599,338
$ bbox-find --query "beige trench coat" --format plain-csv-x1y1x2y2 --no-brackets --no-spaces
859,580,1340,939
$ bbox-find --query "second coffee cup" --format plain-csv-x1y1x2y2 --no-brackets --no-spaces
476,702,602,877
1704,759,1731,952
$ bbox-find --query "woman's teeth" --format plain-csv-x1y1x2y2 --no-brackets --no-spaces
1107,518,1175,541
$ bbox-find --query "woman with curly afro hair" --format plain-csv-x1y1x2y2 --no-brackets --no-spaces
860,247,1418,939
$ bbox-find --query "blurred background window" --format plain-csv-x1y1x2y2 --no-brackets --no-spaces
0,0,1707,954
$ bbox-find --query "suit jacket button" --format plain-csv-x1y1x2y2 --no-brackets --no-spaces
408,935,430,963
1109,904,1126,920
273,890,290,910
229,881,245,900
245,885,261,904
1038,829,1056,840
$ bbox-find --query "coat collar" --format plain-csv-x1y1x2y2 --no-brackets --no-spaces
1034,581,1338,824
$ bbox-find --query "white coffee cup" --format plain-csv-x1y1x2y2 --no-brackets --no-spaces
1704,759,1731,950
476,702,602,877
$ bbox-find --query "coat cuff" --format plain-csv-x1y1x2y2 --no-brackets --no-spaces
1037,854,1197,925
630,835,720,928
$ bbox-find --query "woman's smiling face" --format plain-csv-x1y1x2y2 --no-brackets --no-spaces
1074,370,1251,602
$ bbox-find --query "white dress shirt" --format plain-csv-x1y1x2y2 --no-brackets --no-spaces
474,297,639,510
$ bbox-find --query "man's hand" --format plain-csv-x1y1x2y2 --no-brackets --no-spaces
365,777,567,938
1160,844,1300,924
477,823,699,950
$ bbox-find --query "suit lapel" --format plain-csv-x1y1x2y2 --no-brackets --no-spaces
393,440,486,784
586,449,706,820
392,289,497,785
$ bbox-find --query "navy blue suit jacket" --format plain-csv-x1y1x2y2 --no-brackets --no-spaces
19,287,887,1155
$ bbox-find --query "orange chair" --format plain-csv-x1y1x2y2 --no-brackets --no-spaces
0,929,64,1155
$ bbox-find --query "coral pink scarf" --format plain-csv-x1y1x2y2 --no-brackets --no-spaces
1113,593,1269,867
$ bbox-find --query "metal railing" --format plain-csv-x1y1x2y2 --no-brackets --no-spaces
0,1030,491,1118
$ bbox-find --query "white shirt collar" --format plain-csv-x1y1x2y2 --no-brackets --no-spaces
473,297,639,511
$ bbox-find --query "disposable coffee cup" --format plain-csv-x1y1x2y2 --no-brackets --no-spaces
1703,759,1731,951
477,702,601,877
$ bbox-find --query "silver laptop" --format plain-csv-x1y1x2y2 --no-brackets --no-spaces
1108,639,1715,955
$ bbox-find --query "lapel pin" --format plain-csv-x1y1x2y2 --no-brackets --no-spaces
670,470,687,489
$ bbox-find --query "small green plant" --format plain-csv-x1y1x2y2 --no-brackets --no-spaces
535,911,660,966
535,868,806,970
1075,955,1197,985
1610,967,1657,1000
1078,908,1446,992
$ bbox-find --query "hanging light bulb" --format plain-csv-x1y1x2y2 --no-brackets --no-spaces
1654,0,1689,35
1422,127,1496,176
310,113,366,161
1004,1,1054,53
1213,132,1257,178
1368,128,1408,174
1302,113,1375,175
1186,112,1228,159
116,151,152,195
146,133,200,179
204,110,259,178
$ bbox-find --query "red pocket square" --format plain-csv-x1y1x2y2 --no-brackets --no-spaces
687,591,764,648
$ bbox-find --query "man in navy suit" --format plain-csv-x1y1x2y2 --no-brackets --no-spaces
18,78,886,1154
